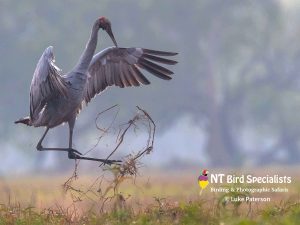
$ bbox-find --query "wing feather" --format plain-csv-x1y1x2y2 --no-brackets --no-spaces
119,62,131,87
127,66,140,86
84,47,178,104
132,65,150,85
30,46,68,120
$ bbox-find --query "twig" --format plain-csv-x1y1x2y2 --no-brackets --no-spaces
64,105,157,211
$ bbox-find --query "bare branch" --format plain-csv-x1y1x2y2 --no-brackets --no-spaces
63,105,157,211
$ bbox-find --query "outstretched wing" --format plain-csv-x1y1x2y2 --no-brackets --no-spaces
84,47,178,104
30,46,68,120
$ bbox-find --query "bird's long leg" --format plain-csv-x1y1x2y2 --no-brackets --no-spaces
68,117,75,149
38,147,82,155
36,127,82,155
67,118,121,165
36,127,50,149
35,122,121,165
68,153,122,165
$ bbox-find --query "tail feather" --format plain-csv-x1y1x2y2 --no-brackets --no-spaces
14,117,31,126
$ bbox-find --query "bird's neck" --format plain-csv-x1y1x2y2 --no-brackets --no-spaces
74,22,99,74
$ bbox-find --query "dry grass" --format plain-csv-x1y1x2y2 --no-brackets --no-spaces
0,171,198,210
0,169,299,224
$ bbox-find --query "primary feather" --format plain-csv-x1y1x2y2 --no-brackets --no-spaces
84,47,178,104
30,46,69,121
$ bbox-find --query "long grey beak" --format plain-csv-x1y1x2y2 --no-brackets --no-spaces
107,26,118,47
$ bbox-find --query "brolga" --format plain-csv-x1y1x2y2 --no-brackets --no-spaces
15,17,178,164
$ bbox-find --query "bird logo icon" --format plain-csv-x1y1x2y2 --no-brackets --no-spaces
198,169,209,195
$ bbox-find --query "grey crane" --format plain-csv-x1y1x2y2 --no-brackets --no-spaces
15,16,178,164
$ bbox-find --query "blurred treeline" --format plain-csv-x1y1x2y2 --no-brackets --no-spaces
1,0,300,170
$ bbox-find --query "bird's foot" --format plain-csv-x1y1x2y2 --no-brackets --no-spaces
68,150,82,159
68,148,83,155
103,159,122,166
36,143,43,151
67,150,122,165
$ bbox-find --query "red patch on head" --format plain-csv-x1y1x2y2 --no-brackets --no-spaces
99,16,106,22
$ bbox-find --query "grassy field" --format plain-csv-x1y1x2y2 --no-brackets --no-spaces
0,169,299,224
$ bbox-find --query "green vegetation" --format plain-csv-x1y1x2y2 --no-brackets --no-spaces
0,172,299,225
0,200,299,224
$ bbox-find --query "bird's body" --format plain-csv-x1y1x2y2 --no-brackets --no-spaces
30,68,85,128
15,17,177,164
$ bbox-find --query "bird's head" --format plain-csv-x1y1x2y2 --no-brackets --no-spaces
98,16,118,47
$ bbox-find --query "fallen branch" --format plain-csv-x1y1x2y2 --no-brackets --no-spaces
63,105,156,211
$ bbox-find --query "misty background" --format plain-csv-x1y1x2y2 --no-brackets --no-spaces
1,0,300,174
